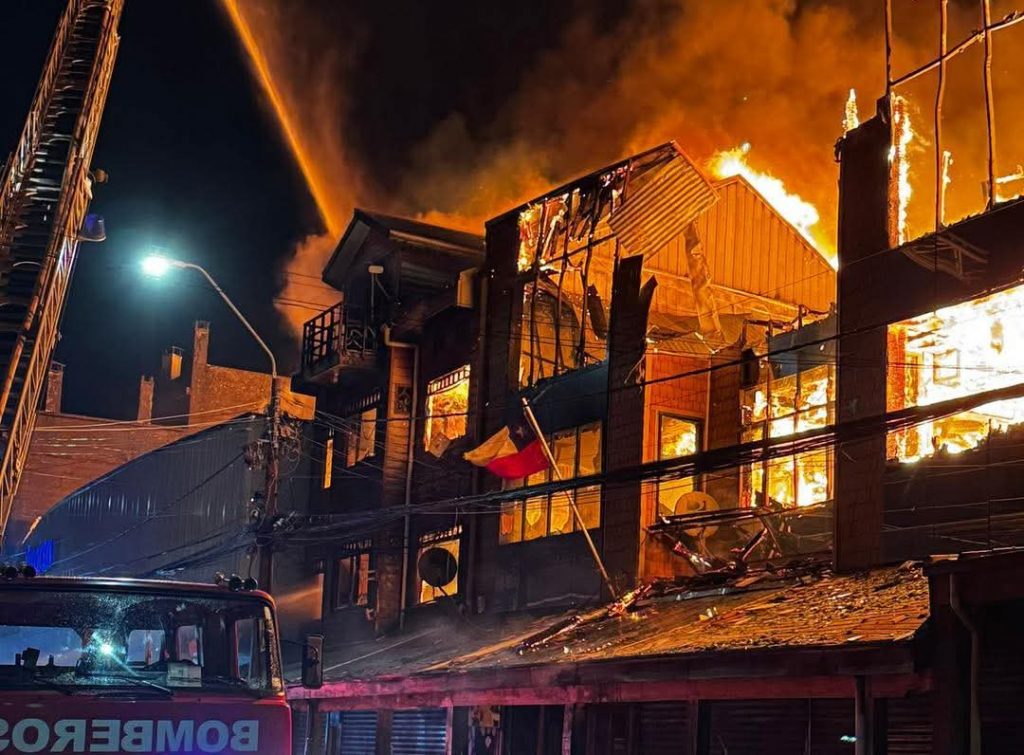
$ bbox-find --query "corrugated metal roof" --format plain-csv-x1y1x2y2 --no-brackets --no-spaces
646,176,836,313
299,565,928,685
610,155,719,258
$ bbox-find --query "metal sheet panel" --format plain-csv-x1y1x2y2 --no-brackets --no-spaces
391,708,447,755
886,695,932,755
339,711,378,755
637,701,690,754
610,156,719,259
647,177,835,314
22,418,313,581
708,700,810,754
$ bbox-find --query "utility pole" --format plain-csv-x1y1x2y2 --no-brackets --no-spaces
257,376,281,591
141,255,280,591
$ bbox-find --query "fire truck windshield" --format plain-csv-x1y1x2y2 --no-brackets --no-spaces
0,588,283,696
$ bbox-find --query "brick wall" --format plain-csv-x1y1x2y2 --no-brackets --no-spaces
601,257,653,593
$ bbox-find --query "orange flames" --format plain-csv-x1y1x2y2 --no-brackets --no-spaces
889,95,914,246
708,143,835,265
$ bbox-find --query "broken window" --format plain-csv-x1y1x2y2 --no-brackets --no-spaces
339,395,380,465
335,549,371,610
741,362,835,508
888,283,1024,461
423,365,470,456
499,423,602,544
417,528,461,604
656,415,701,517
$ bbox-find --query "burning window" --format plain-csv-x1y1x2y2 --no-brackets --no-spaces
343,407,377,468
335,550,371,610
417,528,461,604
423,365,470,456
888,283,1024,461
499,423,602,543
741,362,834,508
657,415,701,517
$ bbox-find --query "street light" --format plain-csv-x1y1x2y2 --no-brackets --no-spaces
140,252,280,589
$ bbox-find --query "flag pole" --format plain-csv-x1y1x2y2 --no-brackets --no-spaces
521,397,618,598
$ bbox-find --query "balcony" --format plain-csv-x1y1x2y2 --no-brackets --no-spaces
301,303,378,383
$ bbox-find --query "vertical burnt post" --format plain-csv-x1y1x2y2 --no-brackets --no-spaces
834,99,893,572
467,213,523,612
602,255,654,593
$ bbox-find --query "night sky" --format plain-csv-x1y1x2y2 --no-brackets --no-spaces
1,1,318,419
0,0,609,420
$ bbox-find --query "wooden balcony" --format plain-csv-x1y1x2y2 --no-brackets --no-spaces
301,303,379,384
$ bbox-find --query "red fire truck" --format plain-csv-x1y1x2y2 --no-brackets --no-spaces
0,571,292,753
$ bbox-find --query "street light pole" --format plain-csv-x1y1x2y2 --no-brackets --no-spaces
142,256,280,591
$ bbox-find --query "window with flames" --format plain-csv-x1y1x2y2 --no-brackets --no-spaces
741,362,835,508
888,283,1024,462
423,365,470,457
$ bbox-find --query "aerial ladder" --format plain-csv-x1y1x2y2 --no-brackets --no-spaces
0,0,124,538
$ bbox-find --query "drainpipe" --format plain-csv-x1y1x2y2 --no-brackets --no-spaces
949,573,981,755
383,326,419,631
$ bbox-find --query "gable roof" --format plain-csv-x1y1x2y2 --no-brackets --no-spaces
323,209,484,291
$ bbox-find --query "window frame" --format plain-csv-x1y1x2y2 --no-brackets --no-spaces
333,550,372,611
499,422,602,544
655,413,703,517
423,365,471,453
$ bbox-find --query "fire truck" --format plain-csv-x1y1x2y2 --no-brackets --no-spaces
0,571,292,753
0,2,310,752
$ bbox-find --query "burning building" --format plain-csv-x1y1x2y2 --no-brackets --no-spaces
277,144,974,753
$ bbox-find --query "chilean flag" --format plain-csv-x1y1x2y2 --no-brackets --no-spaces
463,401,549,479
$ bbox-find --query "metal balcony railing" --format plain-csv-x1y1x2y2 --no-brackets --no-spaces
302,303,378,379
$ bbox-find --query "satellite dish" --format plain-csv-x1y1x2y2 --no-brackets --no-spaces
417,547,458,589
674,491,720,538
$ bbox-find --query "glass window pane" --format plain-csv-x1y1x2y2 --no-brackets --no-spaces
357,408,377,461
500,501,523,544
659,416,699,460
578,423,602,475
549,494,572,535
552,431,576,480
575,485,601,530
524,497,547,540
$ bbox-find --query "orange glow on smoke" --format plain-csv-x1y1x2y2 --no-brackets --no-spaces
221,0,344,237
709,143,834,264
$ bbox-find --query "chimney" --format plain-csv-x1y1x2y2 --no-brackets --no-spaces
137,376,154,423
162,347,183,381
44,362,64,413
192,320,210,374
833,98,893,573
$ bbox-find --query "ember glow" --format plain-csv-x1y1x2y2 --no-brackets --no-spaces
889,96,914,245
889,283,1024,462
708,143,834,264
843,89,860,134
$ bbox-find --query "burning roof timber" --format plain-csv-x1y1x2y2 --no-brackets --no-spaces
288,563,928,704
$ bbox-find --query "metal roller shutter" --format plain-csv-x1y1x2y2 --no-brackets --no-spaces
338,711,378,755
292,706,309,755
807,699,855,755
391,708,447,755
887,696,932,755
637,701,690,754
708,700,809,755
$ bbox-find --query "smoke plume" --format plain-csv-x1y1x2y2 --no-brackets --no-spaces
224,0,1024,337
